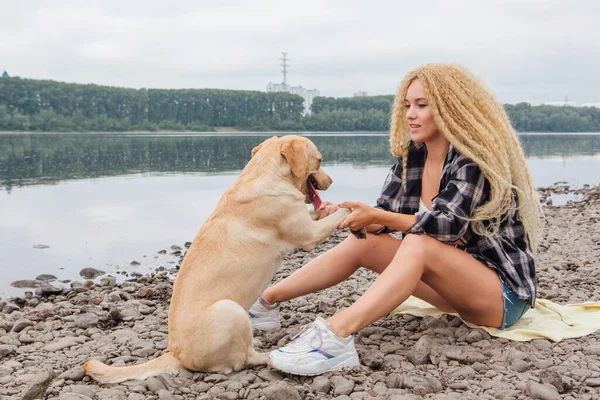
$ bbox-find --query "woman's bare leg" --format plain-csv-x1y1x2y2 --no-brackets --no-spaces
328,233,504,337
262,233,456,313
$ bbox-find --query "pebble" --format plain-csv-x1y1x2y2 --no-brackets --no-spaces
526,380,562,400
408,336,430,365
331,376,355,396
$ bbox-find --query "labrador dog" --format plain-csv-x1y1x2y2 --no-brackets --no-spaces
82,135,351,383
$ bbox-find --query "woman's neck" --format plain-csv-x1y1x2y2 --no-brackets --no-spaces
424,136,450,165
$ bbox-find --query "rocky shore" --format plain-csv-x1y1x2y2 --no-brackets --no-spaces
1,185,600,400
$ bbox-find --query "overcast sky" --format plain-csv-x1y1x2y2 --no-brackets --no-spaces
1,0,599,104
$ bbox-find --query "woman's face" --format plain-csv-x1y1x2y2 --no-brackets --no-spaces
405,79,441,143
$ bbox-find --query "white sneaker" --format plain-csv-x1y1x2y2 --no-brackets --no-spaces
248,297,281,331
269,317,360,376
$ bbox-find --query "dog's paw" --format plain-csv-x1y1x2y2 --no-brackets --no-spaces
337,207,352,218
308,208,322,221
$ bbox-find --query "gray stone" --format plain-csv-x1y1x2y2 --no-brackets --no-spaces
146,377,167,392
257,369,284,382
80,267,106,279
97,389,126,399
19,333,34,344
120,308,141,321
101,276,117,287
403,373,443,394
190,382,211,393
511,359,531,372
0,365,13,375
230,372,256,384
58,367,85,381
531,339,553,350
385,373,403,389
110,329,139,344
0,344,17,358
444,350,466,362
585,377,600,387
331,376,355,396
464,352,487,364
20,369,56,400
204,373,228,383
217,392,239,400
157,389,175,400
11,280,42,288
156,373,193,389
70,384,96,398
465,330,484,343
263,382,301,400
2,301,21,313
311,376,331,393
539,369,567,393
36,274,57,281
446,366,476,380
43,337,78,351
588,344,600,356
526,380,561,400
408,336,430,365
362,350,384,369
40,282,64,295
74,313,99,329
372,381,388,395
59,393,92,400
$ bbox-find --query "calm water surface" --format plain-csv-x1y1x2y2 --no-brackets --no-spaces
1,132,600,297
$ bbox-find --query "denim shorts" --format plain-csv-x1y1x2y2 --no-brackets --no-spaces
501,280,531,330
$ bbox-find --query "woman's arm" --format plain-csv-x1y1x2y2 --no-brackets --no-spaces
372,207,416,232
338,201,416,233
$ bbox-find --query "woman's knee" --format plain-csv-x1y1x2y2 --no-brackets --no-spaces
399,233,430,259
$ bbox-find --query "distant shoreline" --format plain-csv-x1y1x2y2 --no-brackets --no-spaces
2,130,600,136
0,130,390,136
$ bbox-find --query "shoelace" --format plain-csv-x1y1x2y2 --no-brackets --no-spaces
288,323,324,350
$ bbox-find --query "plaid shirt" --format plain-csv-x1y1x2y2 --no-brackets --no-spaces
375,141,537,306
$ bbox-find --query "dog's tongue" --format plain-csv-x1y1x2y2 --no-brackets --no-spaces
308,180,323,211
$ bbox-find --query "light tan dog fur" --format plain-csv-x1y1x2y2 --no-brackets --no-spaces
82,135,351,383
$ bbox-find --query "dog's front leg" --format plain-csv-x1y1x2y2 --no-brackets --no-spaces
299,208,351,251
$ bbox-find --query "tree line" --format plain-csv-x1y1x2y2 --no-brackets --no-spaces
1,76,600,132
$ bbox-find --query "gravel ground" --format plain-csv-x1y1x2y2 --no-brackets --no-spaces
1,184,600,400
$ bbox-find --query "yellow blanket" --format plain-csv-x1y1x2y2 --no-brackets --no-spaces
391,296,600,342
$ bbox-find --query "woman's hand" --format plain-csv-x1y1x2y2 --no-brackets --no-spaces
317,201,340,220
337,201,377,230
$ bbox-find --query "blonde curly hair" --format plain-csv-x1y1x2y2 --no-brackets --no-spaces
390,63,542,249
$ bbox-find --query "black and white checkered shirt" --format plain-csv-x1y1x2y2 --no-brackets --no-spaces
375,141,537,306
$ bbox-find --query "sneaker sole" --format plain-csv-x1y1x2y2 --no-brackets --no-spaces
272,352,360,376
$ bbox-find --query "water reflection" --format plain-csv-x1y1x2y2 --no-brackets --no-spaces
2,133,600,189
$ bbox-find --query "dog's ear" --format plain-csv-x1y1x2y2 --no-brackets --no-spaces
251,136,278,157
280,138,307,178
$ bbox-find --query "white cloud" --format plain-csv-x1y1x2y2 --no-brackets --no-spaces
0,0,599,103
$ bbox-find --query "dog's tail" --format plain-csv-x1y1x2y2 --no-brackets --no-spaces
82,352,183,384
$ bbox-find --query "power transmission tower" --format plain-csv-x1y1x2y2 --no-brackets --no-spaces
280,52,289,90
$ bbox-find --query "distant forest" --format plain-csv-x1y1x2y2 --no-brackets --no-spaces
1,76,600,132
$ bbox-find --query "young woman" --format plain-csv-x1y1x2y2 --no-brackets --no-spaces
249,63,542,376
